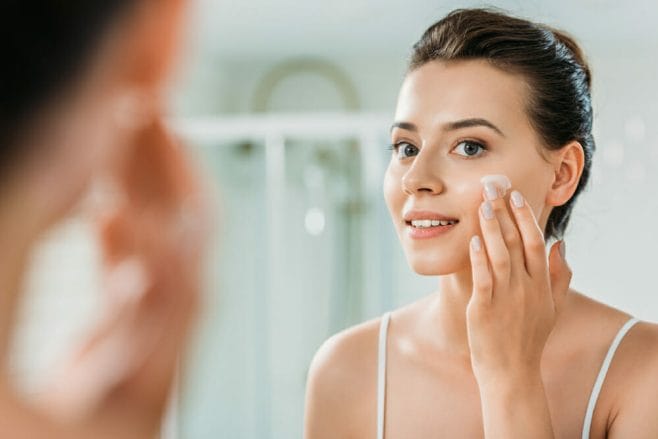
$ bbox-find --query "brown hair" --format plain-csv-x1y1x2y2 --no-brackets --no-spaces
0,0,136,171
410,8,594,241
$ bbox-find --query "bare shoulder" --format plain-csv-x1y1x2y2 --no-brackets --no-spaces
609,315,658,388
307,316,381,393
606,319,658,438
567,290,658,437
610,316,658,384
303,316,382,438
563,290,657,365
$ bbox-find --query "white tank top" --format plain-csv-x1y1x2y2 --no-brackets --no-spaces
376,312,639,439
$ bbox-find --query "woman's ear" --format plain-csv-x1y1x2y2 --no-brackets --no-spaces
546,140,585,207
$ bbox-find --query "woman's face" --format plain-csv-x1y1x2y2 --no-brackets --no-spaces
384,60,556,276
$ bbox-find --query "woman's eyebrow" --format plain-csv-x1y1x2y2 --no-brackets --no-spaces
390,121,419,132
390,118,506,137
447,118,506,137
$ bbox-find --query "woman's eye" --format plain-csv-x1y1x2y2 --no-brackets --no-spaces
453,140,487,158
391,142,419,159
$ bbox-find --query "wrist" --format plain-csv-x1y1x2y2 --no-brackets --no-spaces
475,368,544,396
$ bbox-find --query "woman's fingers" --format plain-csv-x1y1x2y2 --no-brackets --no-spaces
548,240,572,314
42,257,151,421
478,199,511,285
117,117,200,212
482,182,526,276
507,190,548,277
86,114,208,417
37,115,208,438
111,116,213,264
98,207,135,267
469,235,493,305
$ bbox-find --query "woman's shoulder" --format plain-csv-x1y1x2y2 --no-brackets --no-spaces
585,290,658,382
307,297,428,383
562,290,658,357
304,315,385,437
565,290,656,339
305,298,428,411
307,315,382,392
569,291,658,435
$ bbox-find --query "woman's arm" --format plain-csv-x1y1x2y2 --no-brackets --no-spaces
477,372,554,438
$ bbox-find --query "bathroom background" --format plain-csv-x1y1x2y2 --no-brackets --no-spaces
9,0,658,437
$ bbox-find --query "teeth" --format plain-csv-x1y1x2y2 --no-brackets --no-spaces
410,219,457,228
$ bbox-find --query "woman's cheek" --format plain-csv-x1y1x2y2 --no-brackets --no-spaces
450,176,486,229
383,164,404,218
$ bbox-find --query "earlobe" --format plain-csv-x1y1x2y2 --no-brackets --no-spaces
547,141,585,207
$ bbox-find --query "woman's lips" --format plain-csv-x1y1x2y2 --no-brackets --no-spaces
402,210,460,240
405,220,459,239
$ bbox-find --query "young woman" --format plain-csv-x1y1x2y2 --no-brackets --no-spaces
0,1,211,437
304,8,658,439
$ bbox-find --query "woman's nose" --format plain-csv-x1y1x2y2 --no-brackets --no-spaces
401,158,444,196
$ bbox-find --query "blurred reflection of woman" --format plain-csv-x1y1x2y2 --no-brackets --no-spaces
305,8,658,439
0,1,211,438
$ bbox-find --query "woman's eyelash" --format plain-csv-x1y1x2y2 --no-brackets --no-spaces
454,139,488,158
386,140,488,155
387,141,414,151
387,139,488,162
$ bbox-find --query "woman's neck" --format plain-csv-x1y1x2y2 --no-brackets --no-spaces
416,267,576,368
416,268,475,363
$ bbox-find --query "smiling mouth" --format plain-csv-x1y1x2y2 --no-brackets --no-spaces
406,219,460,228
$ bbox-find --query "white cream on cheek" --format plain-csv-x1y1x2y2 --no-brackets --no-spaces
451,173,513,236
480,174,512,195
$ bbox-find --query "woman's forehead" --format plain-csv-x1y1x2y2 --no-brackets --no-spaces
394,59,531,136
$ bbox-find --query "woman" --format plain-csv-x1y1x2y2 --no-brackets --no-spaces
304,8,658,439
0,1,210,437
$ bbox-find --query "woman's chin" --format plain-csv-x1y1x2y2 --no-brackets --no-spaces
406,252,469,276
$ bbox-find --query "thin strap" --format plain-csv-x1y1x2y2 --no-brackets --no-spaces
377,312,391,439
581,317,640,439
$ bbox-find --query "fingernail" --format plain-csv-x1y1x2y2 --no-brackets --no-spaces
484,182,499,201
471,235,482,252
511,190,524,208
481,201,494,220
559,240,566,259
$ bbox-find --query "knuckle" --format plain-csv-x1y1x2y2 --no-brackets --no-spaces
476,278,493,291
503,231,520,245
492,198,507,210
480,284,493,296
527,238,545,253
492,257,510,273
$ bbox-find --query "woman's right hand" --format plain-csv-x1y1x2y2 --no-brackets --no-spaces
41,117,214,438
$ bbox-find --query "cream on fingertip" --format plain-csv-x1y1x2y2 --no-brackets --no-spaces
480,174,512,199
